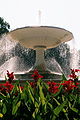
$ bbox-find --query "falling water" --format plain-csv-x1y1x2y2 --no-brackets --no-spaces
0,35,32,78
70,48,79,69
70,39,79,69
0,35,74,79
46,58,63,75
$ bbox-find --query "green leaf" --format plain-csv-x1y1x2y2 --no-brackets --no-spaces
32,106,40,118
53,97,60,105
2,103,7,114
48,102,53,109
69,101,72,108
35,101,39,108
0,92,6,100
43,82,49,90
71,107,78,113
73,118,78,120
28,87,34,103
37,80,45,106
0,100,3,107
51,115,56,120
10,84,18,95
54,100,67,116
32,101,41,119
14,80,20,85
12,101,21,115
21,92,27,100
61,74,68,82
36,114,42,120
13,96,19,105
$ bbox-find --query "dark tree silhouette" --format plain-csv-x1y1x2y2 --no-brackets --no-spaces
0,17,10,36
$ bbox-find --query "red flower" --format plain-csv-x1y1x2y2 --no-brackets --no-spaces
30,82,36,88
75,69,80,72
69,74,77,79
75,82,80,86
7,70,14,83
3,81,14,93
47,81,57,86
68,69,79,79
31,69,43,82
62,80,77,92
0,82,14,93
47,81,59,94
70,69,80,73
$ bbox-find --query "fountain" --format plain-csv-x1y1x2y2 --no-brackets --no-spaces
5,26,73,80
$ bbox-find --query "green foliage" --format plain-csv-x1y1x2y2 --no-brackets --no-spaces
0,77,80,120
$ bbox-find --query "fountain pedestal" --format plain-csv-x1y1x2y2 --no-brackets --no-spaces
34,45,47,71
14,45,62,80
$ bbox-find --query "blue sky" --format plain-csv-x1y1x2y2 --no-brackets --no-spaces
0,0,80,49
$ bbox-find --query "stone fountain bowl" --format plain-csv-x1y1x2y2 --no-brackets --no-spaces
6,26,73,49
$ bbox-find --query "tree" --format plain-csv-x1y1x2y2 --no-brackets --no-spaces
0,17,10,36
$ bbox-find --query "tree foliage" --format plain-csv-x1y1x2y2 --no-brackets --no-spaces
0,17,10,36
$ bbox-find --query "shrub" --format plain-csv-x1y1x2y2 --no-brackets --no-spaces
0,69,80,120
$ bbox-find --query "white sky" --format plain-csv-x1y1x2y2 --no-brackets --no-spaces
0,0,80,49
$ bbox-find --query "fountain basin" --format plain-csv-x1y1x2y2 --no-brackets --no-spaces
7,26,73,49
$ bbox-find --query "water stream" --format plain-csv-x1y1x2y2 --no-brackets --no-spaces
0,35,32,78
0,35,78,79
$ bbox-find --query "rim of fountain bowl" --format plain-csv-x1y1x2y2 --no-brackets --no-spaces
6,26,74,49
7,26,73,35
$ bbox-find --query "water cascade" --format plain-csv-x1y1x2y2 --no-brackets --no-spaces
70,39,79,70
0,35,32,78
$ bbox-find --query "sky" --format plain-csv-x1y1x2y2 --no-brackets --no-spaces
0,0,80,49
